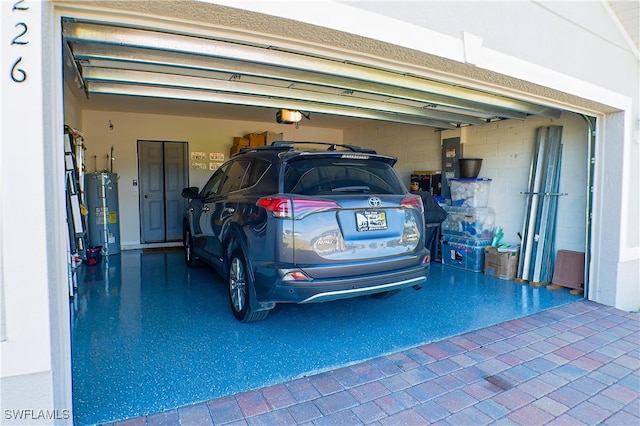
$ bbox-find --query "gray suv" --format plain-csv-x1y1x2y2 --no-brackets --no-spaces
182,142,430,322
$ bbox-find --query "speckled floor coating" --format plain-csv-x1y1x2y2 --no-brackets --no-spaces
71,249,580,425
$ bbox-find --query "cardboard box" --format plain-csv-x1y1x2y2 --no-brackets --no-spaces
233,137,249,147
262,131,284,145
244,133,266,147
484,246,519,280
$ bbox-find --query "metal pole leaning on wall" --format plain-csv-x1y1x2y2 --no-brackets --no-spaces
518,127,547,282
518,126,566,284
532,126,564,284
517,131,539,282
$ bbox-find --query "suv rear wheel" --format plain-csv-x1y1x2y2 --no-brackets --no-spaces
228,250,269,322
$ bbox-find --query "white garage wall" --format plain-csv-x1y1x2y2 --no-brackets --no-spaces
343,122,443,178
81,110,343,247
344,112,588,253
80,109,588,254
80,108,588,253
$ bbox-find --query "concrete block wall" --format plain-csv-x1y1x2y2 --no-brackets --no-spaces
344,122,442,184
462,113,588,251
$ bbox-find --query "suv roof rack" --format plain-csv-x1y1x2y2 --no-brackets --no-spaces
272,141,377,154
235,141,378,156
237,144,291,155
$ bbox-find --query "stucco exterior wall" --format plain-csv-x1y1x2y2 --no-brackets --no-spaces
1,2,67,424
343,1,638,99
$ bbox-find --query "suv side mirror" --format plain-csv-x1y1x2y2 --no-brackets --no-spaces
182,187,201,199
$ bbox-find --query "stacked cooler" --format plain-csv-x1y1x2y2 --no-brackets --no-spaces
440,178,495,272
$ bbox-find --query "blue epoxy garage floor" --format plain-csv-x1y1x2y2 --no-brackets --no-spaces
71,249,581,425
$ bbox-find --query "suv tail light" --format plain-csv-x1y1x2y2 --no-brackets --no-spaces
401,194,424,212
257,196,340,219
282,270,311,281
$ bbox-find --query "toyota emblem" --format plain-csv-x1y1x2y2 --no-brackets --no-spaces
368,197,382,207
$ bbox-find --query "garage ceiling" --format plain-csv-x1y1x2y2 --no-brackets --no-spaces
63,19,563,130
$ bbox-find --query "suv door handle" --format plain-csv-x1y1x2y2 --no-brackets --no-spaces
203,205,210,212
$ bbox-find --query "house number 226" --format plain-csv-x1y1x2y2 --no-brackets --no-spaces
10,0,30,83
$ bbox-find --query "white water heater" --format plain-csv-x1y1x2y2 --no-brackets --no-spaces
85,172,121,255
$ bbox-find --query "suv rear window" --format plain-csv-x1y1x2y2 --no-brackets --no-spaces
284,158,405,195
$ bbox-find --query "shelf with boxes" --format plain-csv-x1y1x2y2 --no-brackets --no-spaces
230,131,283,156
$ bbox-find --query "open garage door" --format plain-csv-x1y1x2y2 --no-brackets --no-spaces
62,20,562,131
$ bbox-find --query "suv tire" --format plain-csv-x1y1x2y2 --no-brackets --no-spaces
228,250,269,323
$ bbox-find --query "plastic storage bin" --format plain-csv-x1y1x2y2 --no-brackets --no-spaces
449,178,491,207
441,236,491,272
441,206,496,240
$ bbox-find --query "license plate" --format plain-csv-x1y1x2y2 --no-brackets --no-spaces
356,210,387,231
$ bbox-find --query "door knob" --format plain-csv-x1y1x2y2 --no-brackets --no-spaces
144,194,150,198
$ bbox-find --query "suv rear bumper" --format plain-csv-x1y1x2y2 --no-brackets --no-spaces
254,261,430,304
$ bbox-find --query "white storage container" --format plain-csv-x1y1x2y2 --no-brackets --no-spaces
441,206,496,240
449,178,491,207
